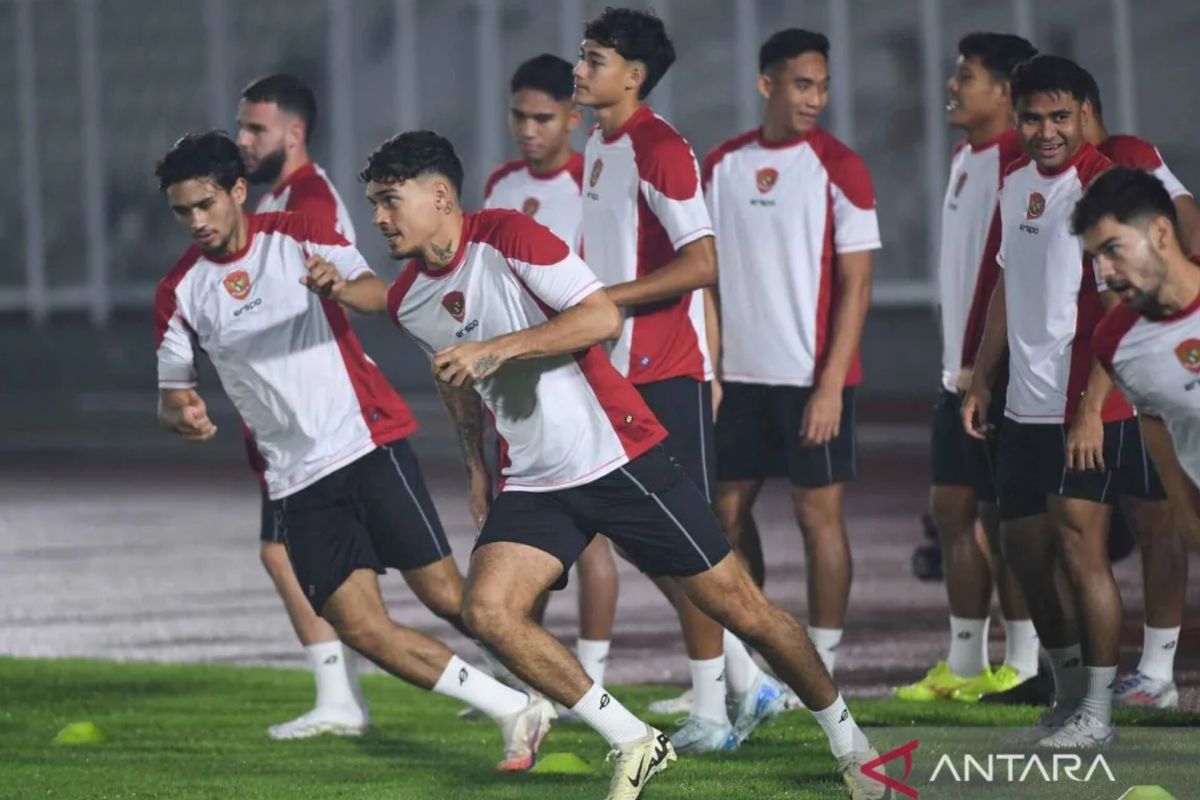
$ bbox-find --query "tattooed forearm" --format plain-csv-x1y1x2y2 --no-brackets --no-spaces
472,354,500,378
429,238,456,267
436,379,486,475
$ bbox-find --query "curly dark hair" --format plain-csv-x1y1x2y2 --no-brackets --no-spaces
1071,167,1178,237
154,130,245,193
359,130,464,195
584,7,675,99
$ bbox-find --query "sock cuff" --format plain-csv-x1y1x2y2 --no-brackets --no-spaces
689,655,726,670
305,640,345,664
433,655,469,694
570,681,605,714
810,693,848,723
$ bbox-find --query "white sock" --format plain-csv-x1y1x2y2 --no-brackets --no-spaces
306,640,357,710
810,694,866,759
432,655,528,720
947,616,989,677
1001,618,1040,679
1078,665,1118,725
343,646,369,711
722,630,763,695
577,639,611,686
808,627,843,675
1136,625,1180,683
689,656,730,724
1047,645,1086,709
570,682,648,746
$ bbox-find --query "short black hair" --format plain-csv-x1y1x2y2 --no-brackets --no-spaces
359,130,464,195
155,130,245,193
759,28,829,74
1010,54,1096,110
511,54,575,101
583,7,675,99
1071,167,1179,237
957,32,1037,82
241,73,317,143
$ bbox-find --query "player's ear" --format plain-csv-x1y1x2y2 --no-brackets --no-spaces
288,117,306,150
756,72,772,101
231,177,248,206
1149,215,1174,254
625,61,645,96
567,104,583,132
1079,99,1094,128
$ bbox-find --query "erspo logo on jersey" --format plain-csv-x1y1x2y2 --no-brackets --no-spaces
589,159,604,188
442,290,466,323
521,197,540,216
756,167,779,194
1026,192,1046,220
223,270,252,300
1175,338,1200,374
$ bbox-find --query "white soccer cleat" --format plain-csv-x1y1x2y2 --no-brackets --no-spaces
668,714,739,754
604,727,676,800
729,672,789,743
1113,672,1180,709
267,704,370,740
1013,703,1074,744
647,688,694,715
495,695,556,772
837,745,887,800
1036,711,1116,749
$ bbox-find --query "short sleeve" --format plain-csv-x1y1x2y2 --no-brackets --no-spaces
637,138,714,250
829,152,881,254
1153,158,1191,200
504,220,603,311
154,281,198,389
298,213,373,281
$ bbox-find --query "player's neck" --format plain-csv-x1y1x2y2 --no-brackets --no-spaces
528,146,573,175
1160,256,1200,316
1085,123,1110,146
216,213,250,258
272,153,311,193
594,96,642,138
422,211,466,271
966,114,1011,148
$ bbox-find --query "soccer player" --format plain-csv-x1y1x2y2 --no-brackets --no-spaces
1079,168,1200,536
962,56,1169,746
310,128,886,800
230,73,368,740
704,28,876,696
153,131,554,771
483,53,619,687
573,8,781,752
1075,76,1195,709
895,33,1039,705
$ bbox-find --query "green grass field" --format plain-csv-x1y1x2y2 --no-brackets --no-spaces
2,658,1197,799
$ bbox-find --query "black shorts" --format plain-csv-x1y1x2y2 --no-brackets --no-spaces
636,377,716,501
930,388,1000,504
259,487,283,542
715,383,857,488
996,417,1166,522
274,441,450,613
474,445,732,590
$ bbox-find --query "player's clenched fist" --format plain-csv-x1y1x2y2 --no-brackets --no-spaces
159,389,218,442
300,254,346,298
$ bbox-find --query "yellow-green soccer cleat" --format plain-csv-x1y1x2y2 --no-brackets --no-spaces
894,661,974,701
951,664,1025,703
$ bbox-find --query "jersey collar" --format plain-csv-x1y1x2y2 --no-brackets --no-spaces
756,126,816,150
206,214,258,265
270,161,317,198
601,105,653,144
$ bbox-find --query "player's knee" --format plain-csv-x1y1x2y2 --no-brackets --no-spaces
1054,526,1105,578
462,590,512,642
793,491,841,534
422,585,464,622
331,612,390,657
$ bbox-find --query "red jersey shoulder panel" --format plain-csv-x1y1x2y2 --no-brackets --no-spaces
284,171,340,223
1098,135,1163,170
253,210,350,247
483,158,527,201
154,246,203,347
386,262,422,327
1076,145,1114,189
1092,303,1142,372
628,113,700,201
701,128,759,188
469,208,570,266
997,129,1026,172
566,151,585,189
809,128,876,209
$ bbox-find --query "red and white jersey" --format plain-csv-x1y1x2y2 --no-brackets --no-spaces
997,143,1132,424
387,209,666,492
582,106,714,384
256,161,357,244
484,152,584,251
1098,135,1191,200
938,130,1024,392
1095,294,1200,491
155,212,416,499
703,127,881,387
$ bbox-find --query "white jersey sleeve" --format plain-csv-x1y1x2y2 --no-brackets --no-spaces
499,213,604,311
637,138,714,250
287,212,373,281
1154,156,1191,200
154,252,200,389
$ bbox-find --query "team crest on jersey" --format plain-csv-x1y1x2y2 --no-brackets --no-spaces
442,290,466,323
1175,338,1200,374
589,159,604,188
1026,192,1046,220
756,168,779,194
223,270,252,300
521,197,540,216
953,172,969,198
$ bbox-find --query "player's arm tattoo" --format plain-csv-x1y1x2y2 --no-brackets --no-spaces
436,379,487,475
472,353,500,378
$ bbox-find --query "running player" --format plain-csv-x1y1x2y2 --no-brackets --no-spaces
896,33,1039,705
483,54,619,687
1076,76,1196,709
232,72,367,740
153,131,554,771
704,28,876,697
309,127,885,800
1079,168,1200,535
573,7,780,752
963,56,1168,747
